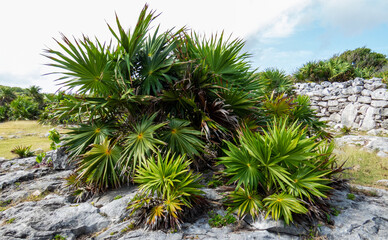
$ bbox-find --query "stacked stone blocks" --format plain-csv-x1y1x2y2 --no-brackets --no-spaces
294,77,388,130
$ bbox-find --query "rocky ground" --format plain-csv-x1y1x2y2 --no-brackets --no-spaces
0,147,387,239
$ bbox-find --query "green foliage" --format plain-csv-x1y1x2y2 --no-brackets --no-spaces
263,193,307,225
295,59,354,83
42,5,339,223
35,152,46,164
52,234,67,240
220,118,337,223
76,138,122,192
335,47,387,71
128,152,206,230
0,86,17,104
48,129,61,150
227,187,263,220
119,114,166,175
262,94,328,138
9,96,40,120
11,145,34,158
0,105,10,122
340,126,351,135
206,174,224,188
258,68,294,95
64,123,113,158
114,195,123,200
208,209,236,227
346,193,355,200
295,47,388,83
161,118,204,157
5,218,15,224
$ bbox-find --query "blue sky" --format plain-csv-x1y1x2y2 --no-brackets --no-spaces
0,0,387,92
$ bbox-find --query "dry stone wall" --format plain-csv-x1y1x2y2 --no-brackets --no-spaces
294,77,388,130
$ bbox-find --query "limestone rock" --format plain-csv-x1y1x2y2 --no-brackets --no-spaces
371,100,388,108
341,104,358,127
371,89,388,100
358,96,371,103
360,107,377,131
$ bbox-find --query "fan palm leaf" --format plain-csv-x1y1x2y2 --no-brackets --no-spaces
76,138,122,191
161,118,204,157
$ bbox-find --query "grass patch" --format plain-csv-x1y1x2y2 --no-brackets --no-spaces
0,120,67,159
336,145,388,188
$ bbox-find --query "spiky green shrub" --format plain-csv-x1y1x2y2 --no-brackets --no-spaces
0,105,10,122
11,145,34,158
258,68,294,95
128,152,206,230
219,118,337,223
76,138,122,192
9,96,40,120
43,4,259,193
262,94,328,138
44,4,332,207
335,47,387,71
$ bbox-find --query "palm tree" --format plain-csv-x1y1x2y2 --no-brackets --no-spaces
0,87,16,104
44,4,257,190
26,85,44,106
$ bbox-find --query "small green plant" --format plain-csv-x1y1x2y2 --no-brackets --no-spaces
331,207,341,216
347,193,355,200
0,199,12,212
11,145,34,158
128,152,207,230
207,174,224,188
114,195,123,200
35,152,46,164
208,209,236,227
48,129,61,150
121,222,135,233
5,218,15,224
52,234,67,240
110,232,117,236
340,126,351,135
14,182,21,186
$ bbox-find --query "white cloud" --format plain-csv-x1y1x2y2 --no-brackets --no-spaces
316,0,388,35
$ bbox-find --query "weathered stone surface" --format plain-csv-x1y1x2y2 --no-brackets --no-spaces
329,113,341,122
371,89,388,100
47,147,73,170
376,179,388,187
341,104,358,127
360,107,377,131
320,186,388,240
371,100,388,108
361,89,372,96
328,100,339,106
358,96,372,103
318,101,328,107
382,119,388,129
348,95,358,102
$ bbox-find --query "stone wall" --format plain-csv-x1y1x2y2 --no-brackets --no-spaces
294,77,388,130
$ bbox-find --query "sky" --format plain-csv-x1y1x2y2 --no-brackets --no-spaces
1,0,388,93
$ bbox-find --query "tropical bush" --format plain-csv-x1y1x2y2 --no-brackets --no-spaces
219,119,339,224
9,96,40,120
0,105,9,122
11,145,34,158
43,4,262,191
334,47,387,71
127,152,206,230
294,47,388,83
257,68,294,95
42,4,334,229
